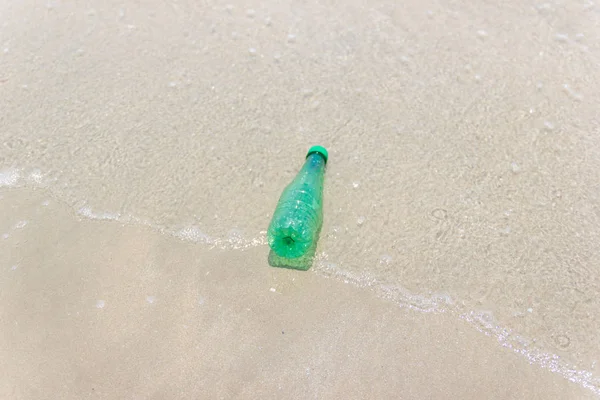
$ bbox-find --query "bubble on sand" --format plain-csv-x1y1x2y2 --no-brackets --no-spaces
13,220,28,229
562,83,583,101
510,162,521,173
28,169,44,184
379,254,393,264
78,207,121,221
96,300,105,309
554,33,569,42
0,169,20,187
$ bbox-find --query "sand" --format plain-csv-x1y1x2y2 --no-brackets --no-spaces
1,0,599,398
0,188,594,399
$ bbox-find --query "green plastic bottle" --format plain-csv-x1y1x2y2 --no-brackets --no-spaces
267,146,328,265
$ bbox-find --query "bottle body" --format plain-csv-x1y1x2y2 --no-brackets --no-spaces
267,153,326,259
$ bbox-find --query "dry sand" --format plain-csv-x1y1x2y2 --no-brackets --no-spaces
1,0,600,398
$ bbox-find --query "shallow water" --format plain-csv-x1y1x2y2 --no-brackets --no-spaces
1,0,600,395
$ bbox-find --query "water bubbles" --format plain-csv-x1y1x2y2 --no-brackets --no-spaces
227,228,243,243
96,300,106,309
146,296,156,304
477,30,488,38
13,220,28,229
356,216,365,226
10,265,18,271
29,169,43,184
78,207,121,221
562,83,583,101
287,34,296,43
536,2,553,13
3,48,8,54
301,88,314,97
168,81,178,88
248,47,257,55
352,181,360,188
379,254,393,265
175,226,211,244
543,121,554,131
583,0,595,10
510,161,521,173
554,33,569,42
0,168,20,187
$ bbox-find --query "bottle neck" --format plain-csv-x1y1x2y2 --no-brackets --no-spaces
305,153,326,171
291,153,326,188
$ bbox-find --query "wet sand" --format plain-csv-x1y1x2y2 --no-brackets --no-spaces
1,0,600,397
0,188,594,399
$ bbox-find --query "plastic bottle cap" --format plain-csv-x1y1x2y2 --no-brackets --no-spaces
306,145,328,164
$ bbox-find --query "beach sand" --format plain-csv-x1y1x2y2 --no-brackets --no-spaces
0,188,594,399
1,0,599,398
